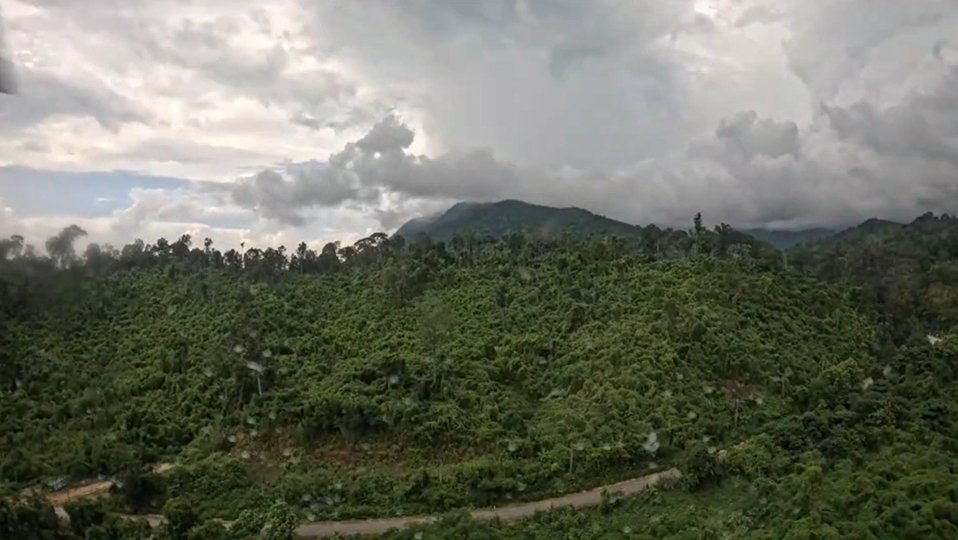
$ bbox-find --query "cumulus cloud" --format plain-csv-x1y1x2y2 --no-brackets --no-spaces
783,0,956,104
258,0,958,230
354,115,415,153
231,114,523,225
299,0,708,169
234,85,958,231
823,65,958,167
709,112,800,160
0,0,380,180
112,187,251,233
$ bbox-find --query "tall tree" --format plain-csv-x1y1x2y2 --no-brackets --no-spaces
44,225,87,268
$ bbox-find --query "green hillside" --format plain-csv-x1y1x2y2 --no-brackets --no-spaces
743,227,837,250
2,215,958,539
789,212,958,342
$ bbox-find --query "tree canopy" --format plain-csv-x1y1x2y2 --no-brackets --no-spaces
1,213,957,539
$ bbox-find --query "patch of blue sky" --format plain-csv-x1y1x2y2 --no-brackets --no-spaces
0,166,227,221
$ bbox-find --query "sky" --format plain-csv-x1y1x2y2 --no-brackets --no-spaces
1,0,957,251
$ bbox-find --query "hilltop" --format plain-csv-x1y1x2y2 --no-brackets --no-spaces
395,200,645,243
396,199,837,249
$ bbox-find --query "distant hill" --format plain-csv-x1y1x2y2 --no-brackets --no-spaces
395,200,645,242
743,228,837,250
789,212,956,341
828,217,904,242
396,199,838,250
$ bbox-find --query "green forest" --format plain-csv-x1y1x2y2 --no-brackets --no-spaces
2,211,958,539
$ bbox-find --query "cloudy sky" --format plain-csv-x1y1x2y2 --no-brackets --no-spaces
1,0,957,250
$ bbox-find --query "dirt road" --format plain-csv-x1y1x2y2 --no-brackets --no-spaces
46,480,116,507
294,468,681,538
49,468,679,537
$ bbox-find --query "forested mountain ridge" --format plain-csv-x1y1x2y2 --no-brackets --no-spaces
395,199,838,249
395,200,646,243
742,227,838,250
790,212,958,342
1,213,958,539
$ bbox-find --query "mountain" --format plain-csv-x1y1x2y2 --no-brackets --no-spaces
828,217,904,242
745,218,911,250
789,213,957,341
397,199,837,250
742,227,837,249
395,200,645,242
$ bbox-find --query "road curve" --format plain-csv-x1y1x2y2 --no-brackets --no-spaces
294,468,681,538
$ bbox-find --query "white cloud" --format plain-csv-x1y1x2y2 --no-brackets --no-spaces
0,178,378,253
0,0,381,180
0,198,14,228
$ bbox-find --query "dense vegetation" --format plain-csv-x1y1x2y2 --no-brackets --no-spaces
790,213,958,342
1,208,957,539
742,227,837,250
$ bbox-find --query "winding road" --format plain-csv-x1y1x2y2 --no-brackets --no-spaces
293,468,681,538
48,468,680,538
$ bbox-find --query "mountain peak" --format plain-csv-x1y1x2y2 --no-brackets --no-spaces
395,199,841,249
395,199,641,242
